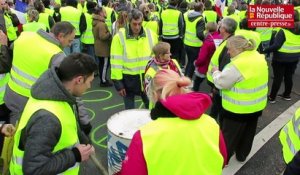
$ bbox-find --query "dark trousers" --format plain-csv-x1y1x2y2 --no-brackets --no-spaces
162,38,184,67
97,57,110,83
210,89,222,120
123,91,149,109
269,60,298,99
0,104,10,155
184,45,200,79
220,109,261,162
193,76,204,91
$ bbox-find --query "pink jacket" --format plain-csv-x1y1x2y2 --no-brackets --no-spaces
195,31,222,75
119,92,228,175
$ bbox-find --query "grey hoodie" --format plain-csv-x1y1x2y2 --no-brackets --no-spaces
185,11,205,41
20,68,88,175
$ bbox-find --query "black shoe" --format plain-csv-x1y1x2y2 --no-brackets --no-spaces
100,82,113,87
268,95,276,104
277,94,291,101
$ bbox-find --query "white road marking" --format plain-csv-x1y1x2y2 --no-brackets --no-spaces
222,100,300,175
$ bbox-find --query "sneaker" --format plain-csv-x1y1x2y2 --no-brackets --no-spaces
277,94,291,101
268,96,276,104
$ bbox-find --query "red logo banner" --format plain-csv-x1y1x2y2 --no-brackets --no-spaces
248,5,294,28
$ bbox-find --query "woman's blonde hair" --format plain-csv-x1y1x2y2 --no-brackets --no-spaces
227,35,256,52
147,70,191,103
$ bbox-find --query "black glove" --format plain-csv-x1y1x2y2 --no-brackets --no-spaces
80,122,92,136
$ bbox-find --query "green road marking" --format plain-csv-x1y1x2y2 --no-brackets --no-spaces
102,99,143,110
83,90,112,102
85,107,96,121
91,123,107,149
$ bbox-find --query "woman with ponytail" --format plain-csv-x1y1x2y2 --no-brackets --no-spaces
212,35,268,163
120,69,227,175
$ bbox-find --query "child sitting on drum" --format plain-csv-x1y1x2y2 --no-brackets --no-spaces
119,69,227,175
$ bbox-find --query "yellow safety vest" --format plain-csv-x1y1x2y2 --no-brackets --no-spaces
221,51,268,114
255,27,273,42
141,115,223,175
22,21,47,32
77,1,87,13
8,32,62,97
144,59,181,109
238,10,246,20
10,97,80,175
207,40,227,83
278,29,300,53
104,6,114,33
184,13,203,47
203,10,217,23
235,29,261,50
60,6,82,35
38,12,51,30
0,73,9,105
142,20,159,35
45,8,54,17
225,15,240,30
110,28,158,80
4,14,17,42
80,13,94,44
279,107,300,164
161,9,180,36
54,0,61,5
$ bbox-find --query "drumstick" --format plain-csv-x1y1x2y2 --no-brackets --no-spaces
90,153,108,175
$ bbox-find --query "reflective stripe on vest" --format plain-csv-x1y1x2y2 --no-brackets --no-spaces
161,9,180,36
60,6,82,35
278,29,300,53
279,108,300,163
184,14,203,47
10,97,80,175
8,32,62,97
207,40,227,83
38,12,51,30
81,13,94,44
110,28,157,81
141,115,223,175
4,14,17,41
221,51,268,114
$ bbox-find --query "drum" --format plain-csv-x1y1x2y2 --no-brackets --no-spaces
107,109,152,175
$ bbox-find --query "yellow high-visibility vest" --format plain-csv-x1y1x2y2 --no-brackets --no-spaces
10,97,80,175
221,50,268,114
279,107,300,164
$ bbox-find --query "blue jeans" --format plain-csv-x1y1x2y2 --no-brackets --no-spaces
82,44,97,63
123,91,149,109
64,38,81,55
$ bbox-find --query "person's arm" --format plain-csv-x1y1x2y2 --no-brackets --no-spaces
0,30,11,73
76,97,92,135
48,15,55,30
264,29,285,53
178,12,184,38
99,22,111,41
196,18,205,41
283,151,300,175
23,111,79,175
53,7,61,22
79,13,87,36
212,64,243,90
120,131,147,175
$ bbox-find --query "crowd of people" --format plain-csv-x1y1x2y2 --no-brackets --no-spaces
0,0,298,174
